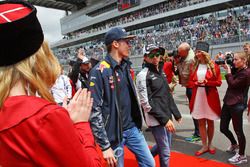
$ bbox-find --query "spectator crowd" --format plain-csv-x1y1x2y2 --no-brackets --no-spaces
54,4,250,67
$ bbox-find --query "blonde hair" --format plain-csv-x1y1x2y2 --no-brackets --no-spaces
234,51,248,63
0,41,61,107
193,51,216,76
243,42,250,48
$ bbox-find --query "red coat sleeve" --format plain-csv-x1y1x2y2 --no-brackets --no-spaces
205,64,222,87
33,108,101,167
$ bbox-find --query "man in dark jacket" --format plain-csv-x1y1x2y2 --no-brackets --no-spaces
69,49,92,90
89,27,155,167
79,57,92,88
136,44,182,167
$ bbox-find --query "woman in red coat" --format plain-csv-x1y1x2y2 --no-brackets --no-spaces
188,41,222,156
0,1,101,166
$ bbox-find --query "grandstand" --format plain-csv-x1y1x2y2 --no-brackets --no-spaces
28,0,90,11
29,0,250,71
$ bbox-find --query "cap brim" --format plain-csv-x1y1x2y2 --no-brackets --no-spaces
144,48,160,56
150,48,160,53
81,61,90,64
122,35,136,39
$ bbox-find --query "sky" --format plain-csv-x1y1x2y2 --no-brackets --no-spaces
36,6,65,44
0,0,65,44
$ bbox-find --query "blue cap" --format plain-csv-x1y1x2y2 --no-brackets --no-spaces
104,27,135,45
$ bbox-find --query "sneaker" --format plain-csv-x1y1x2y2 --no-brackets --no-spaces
228,153,248,164
226,144,239,153
185,135,201,142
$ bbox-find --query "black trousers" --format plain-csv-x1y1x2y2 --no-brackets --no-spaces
220,103,246,155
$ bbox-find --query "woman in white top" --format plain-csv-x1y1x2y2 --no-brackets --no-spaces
188,41,222,156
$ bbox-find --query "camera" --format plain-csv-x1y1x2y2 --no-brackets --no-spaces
215,52,234,66
69,60,76,66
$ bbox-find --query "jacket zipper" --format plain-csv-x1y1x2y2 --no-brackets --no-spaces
104,114,110,128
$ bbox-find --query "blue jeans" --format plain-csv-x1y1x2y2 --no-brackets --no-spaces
150,125,172,167
113,126,155,167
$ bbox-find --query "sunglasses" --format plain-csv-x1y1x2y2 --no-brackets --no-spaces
117,39,132,45
148,50,161,59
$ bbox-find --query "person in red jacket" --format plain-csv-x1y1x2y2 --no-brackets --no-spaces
162,57,177,93
0,1,101,166
188,41,222,156
163,61,174,84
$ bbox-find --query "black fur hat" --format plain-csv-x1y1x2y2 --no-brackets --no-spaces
0,0,44,66
196,41,209,53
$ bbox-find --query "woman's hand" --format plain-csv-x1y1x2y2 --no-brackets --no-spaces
63,88,93,123
195,79,207,86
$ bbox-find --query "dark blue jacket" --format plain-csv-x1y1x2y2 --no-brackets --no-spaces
89,54,142,151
